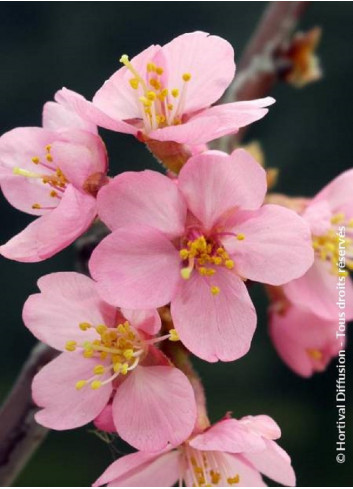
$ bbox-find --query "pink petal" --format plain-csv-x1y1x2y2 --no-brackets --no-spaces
190,419,266,453
23,272,116,351
171,268,256,362
188,97,275,141
223,204,314,285
243,439,296,487
239,415,281,440
55,88,138,134
94,449,179,487
93,44,162,121
0,127,59,215
148,115,220,145
178,149,266,231
0,185,96,262
112,365,196,451
97,170,186,238
33,352,112,430
120,308,161,336
94,404,116,433
302,199,332,235
51,129,107,190
89,226,180,308
269,304,341,377
313,168,353,217
162,32,235,113
283,259,353,320
42,101,98,134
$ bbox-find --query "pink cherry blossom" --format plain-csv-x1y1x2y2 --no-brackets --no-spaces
89,149,314,362
283,169,353,320
269,302,344,377
0,102,108,262
23,272,196,451
94,414,295,487
54,32,275,147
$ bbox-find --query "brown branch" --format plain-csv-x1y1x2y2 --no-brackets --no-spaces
221,1,310,149
0,343,57,486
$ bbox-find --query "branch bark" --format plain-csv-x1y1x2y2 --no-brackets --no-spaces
0,343,57,486
221,1,310,149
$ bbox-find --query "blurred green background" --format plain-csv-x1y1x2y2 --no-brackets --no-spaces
0,1,352,486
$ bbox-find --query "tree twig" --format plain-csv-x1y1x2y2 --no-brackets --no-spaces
221,1,310,150
0,343,57,486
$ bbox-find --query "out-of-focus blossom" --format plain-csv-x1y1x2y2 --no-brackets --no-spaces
269,300,344,377
283,169,353,321
94,414,295,487
0,102,108,262
280,27,322,88
23,272,196,451
54,31,274,172
89,149,314,362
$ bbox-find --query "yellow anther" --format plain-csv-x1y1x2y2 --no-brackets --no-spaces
95,324,107,335
117,324,126,334
32,203,41,209
210,286,220,295
182,73,191,82
331,213,345,224
65,340,77,352
129,78,139,89
45,144,52,152
227,475,240,484
205,268,216,276
147,91,157,101
46,154,53,162
49,190,58,198
147,62,156,72
79,322,91,331
75,380,87,390
179,249,189,259
169,329,179,341
93,364,105,375
83,349,94,358
181,267,192,280
123,349,134,360
156,114,166,124
139,96,152,107
171,88,179,98
237,233,245,240
113,362,121,373
225,259,234,269
31,156,40,164
91,380,102,390
100,351,108,360
213,257,222,265
160,88,168,97
167,103,174,111
156,66,164,75
199,267,207,276
307,348,323,361
149,78,161,90
121,363,129,375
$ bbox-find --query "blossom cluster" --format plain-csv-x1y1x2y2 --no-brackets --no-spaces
0,31,351,487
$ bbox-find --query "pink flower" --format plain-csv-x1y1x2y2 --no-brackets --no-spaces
283,169,353,320
269,302,344,377
23,272,197,451
89,149,314,362
94,414,295,487
0,101,107,262
54,32,274,147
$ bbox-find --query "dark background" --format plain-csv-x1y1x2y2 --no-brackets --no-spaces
0,2,352,486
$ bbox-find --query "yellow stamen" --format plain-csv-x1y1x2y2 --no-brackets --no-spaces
91,380,102,390
75,380,87,390
210,286,220,295
181,267,192,280
65,340,77,352
171,88,179,98
129,78,139,89
79,322,91,331
237,233,245,240
182,73,191,82
93,365,105,375
31,156,40,164
169,329,179,341
32,203,41,209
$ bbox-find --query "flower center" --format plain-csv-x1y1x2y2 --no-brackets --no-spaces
179,234,245,296
312,212,353,275
65,320,146,390
182,445,240,487
119,54,191,133
13,144,67,210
